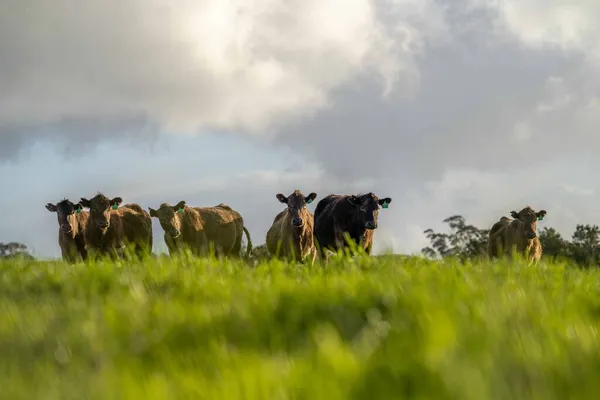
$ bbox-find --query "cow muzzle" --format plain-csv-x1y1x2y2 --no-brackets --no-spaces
96,221,109,229
60,224,73,233
525,231,537,239
292,217,304,227
170,229,181,238
365,221,378,230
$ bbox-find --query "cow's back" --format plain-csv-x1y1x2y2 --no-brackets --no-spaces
197,205,242,226
119,204,153,250
193,205,243,251
314,195,342,221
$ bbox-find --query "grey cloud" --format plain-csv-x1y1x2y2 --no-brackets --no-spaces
275,25,578,183
0,114,159,163
0,0,419,162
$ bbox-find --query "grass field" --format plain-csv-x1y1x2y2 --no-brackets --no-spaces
1,252,600,400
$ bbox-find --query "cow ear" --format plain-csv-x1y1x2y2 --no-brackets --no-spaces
148,207,158,218
173,201,186,212
80,198,91,208
305,193,317,204
536,210,547,221
45,203,57,212
74,202,84,214
276,194,288,204
378,197,392,209
110,197,122,210
510,211,519,219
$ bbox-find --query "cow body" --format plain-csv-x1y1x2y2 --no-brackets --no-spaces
488,206,547,263
313,192,391,260
266,190,317,263
149,201,252,258
45,199,89,262
119,204,153,259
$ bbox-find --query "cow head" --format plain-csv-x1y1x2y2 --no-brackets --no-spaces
45,199,84,234
80,193,123,231
148,200,186,238
510,206,547,240
347,192,392,230
276,190,317,228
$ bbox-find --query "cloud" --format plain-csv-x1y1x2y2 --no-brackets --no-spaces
0,0,434,160
483,0,600,54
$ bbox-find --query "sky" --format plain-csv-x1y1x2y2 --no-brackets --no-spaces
2,0,600,258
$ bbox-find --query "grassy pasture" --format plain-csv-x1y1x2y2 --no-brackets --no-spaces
1,251,600,399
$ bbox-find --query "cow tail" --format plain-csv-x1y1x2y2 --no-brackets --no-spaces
243,226,253,258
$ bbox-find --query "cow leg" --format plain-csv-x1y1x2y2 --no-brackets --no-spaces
230,231,243,258
319,244,330,262
196,232,209,257
76,240,87,262
61,247,73,263
364,242,373,256
313,238,328,262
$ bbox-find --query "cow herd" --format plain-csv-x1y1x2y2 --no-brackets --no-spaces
45,190,547,264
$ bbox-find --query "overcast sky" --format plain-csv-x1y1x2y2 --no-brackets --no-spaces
2,0,600,258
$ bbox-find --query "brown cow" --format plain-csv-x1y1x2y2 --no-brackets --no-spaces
266,190,318,263
45,199,88,262
80,193,153,260
148,200,252,258
487,206,547,263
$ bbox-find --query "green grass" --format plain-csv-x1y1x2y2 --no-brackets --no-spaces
1,253,600,400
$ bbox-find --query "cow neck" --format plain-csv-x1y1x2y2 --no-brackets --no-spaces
179,209,196,239
348,206,368,243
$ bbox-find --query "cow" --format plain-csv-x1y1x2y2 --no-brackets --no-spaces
45,199,88,262
79,193,153,260
266,190,318,263
313,192,392,260
487,206,547,263
148,200,252,258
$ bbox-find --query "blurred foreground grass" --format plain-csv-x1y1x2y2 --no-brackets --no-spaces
1,253,600,399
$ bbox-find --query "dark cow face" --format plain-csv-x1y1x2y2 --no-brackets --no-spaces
347,192,392,230
148,200,186,238
510,206,547,239
80,194,123,231
45,199,83,234
276,190,317,228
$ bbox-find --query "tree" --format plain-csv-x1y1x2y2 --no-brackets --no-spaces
569,224,600,267
422,215,489,261
538,227,569,262
0,242,34,260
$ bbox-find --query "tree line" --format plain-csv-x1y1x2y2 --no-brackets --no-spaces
421,215,600,267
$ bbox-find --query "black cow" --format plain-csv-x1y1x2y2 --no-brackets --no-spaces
313,192,391,260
